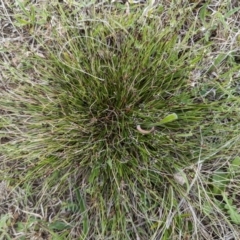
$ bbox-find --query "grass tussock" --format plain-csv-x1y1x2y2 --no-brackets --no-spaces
1,1,240,239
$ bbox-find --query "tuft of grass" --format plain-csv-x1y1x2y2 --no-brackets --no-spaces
1,1,240,239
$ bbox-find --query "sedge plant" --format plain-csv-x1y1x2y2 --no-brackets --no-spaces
1,2,240,239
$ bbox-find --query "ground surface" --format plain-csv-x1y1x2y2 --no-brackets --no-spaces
1,0,240,239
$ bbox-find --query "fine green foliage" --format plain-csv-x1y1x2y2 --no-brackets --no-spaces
1,0,240,239
208,157,240,225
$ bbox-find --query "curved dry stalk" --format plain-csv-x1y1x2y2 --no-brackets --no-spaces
136,125,155,134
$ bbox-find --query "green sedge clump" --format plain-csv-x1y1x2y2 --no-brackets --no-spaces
1,7,239,238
